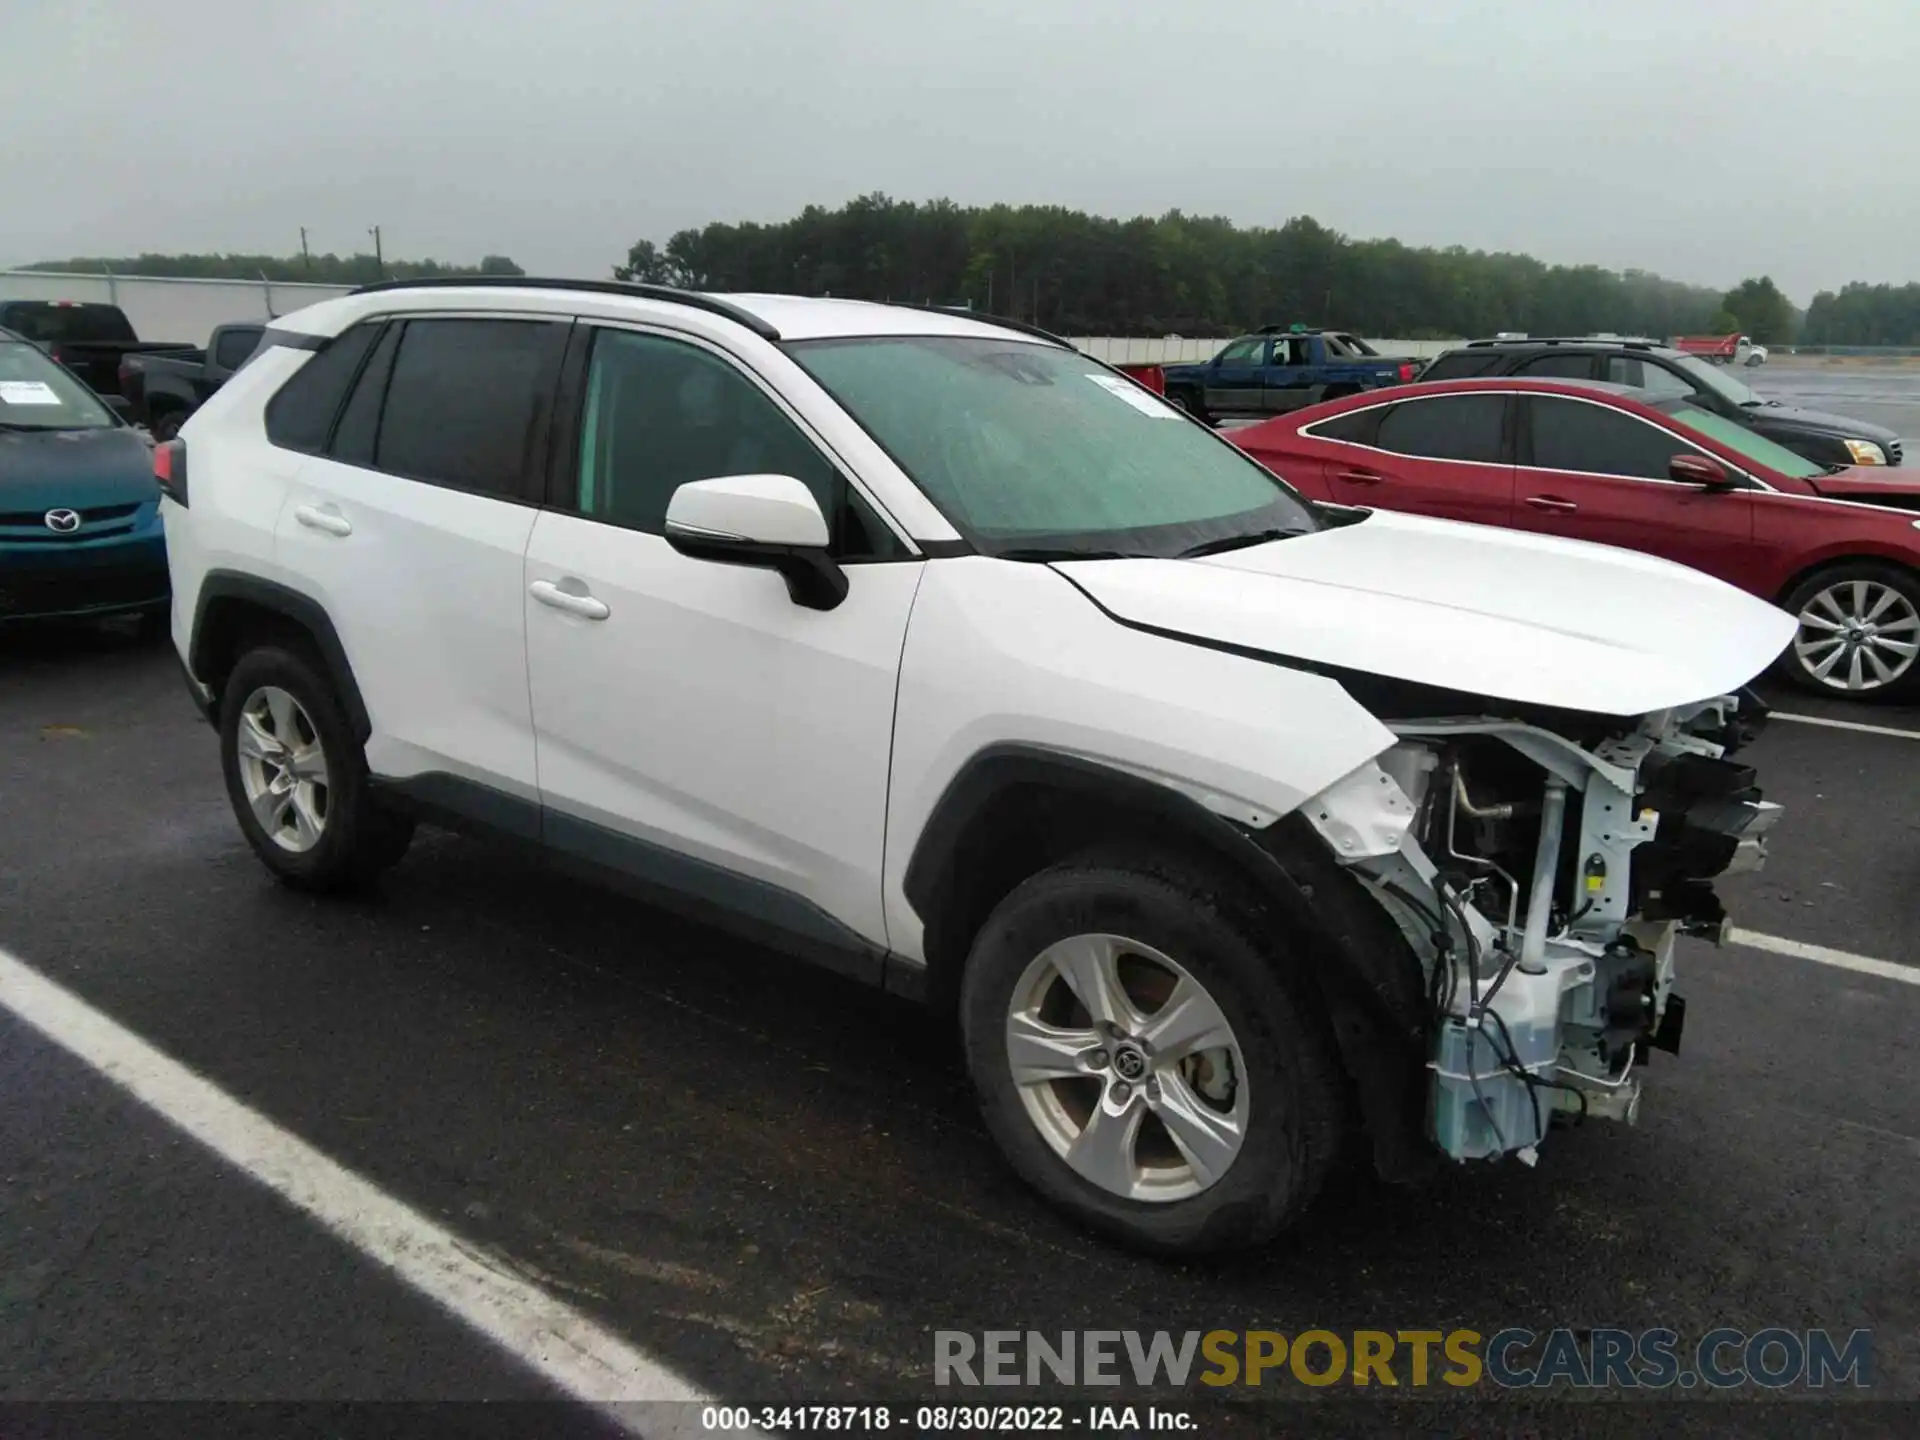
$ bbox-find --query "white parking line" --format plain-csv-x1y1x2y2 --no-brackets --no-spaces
0,945,750,1437
1772,710,1920,742
1729,928,1920,986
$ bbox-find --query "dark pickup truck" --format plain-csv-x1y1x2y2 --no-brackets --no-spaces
1161,325,1421,425
0,300,192,401
119,322,265,439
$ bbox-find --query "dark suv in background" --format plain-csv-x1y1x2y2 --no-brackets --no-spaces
1420,338,1904,469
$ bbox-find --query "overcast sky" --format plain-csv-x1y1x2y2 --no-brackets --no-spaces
6,0,1914,303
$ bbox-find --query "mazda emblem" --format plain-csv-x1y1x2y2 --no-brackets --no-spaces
44,509,82,534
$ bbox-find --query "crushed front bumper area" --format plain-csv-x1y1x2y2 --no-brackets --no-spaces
1300,692,1778,1166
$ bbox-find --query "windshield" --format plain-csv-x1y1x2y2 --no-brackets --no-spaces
1661,402,1823,479
0,341,118,430
1671,353,1761,406
789,336,1319,557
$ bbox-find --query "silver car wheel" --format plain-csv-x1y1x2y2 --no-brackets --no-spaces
235,685,331,853
1006,933,1248,1203
1793,579,1920,693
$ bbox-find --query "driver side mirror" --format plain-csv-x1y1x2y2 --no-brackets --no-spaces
1670,453,1740,492
663,474,848,611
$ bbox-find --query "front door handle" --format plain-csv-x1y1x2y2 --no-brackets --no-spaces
293,504,352,537
529,578,610,621
1523,495,1579,513
1334,469,1384,486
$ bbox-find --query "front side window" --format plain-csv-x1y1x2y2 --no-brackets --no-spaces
373,318,567,497
0,340,117,431
1662,402,1822,479
1374,394,1507,463
1527,397,1692,480
213,327,263,370
574,329,899,557
790,336,1319,557
1670,353,1761,406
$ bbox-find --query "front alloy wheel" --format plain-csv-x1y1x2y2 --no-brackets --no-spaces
1791,576,1920,696
235,685,331,852
1007,933,1248,1202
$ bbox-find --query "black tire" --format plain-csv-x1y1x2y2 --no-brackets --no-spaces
149,409,187,442
959,855,1347,1255
1775,561,1920,703
218,643,415,891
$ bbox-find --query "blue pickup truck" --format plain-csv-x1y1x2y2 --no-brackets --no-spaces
1161,325,1421,425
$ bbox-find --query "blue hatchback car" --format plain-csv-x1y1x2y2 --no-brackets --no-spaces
1,326,169,632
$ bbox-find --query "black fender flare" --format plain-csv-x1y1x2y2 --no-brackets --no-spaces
903,743,1439,1183
188,571,372,740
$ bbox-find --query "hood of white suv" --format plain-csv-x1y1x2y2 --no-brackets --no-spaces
1053,508,1795,717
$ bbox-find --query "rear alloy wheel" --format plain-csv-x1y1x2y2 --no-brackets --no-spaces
1782,564,1920,700
219,644,414,890
961,857,1346,1254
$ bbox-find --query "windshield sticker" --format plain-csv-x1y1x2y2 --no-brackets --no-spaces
1086,373,1180,418
0,381,62,406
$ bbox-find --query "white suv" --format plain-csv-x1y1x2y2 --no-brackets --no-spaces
159,279,1792,1254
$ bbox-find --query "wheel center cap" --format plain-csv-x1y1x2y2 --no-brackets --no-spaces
1112,1044,1148,1081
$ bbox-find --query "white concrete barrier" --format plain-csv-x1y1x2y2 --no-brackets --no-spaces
0,270,354,346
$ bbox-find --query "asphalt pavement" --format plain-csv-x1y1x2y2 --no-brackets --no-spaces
4,503,1920,1432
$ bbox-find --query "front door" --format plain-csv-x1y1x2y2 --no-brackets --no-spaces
522,324,922,954
1322,391,1515,527
1202,337,1269,415
1261,336,1314,414
1507,395,1756,577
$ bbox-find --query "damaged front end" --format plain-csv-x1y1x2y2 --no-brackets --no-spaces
1299,689,1779,1166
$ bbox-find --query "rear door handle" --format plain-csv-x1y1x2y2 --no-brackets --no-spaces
293,504,352,537
1523,495,1579,513
529,578,610,621
1333,469,1384,486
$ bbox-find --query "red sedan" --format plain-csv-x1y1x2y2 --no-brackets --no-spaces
1232,376,1920,701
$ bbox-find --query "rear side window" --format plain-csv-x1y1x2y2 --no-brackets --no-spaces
373,318,568,498
264,323,381,453
1374,394,1507,463
1515,353,1596,380
1304,406,1383,444
1419,352,1505,380
1526,397,1688,480
213,327,263,370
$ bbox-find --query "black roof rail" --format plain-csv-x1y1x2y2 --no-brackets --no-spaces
346,275,782,342
1464,334,1663,350
892,303,1075,349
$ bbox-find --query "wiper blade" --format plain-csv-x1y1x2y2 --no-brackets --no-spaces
995,547,1145,562
1176,527,1306,558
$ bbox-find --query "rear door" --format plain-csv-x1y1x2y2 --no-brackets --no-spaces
1509,394,1755,578
273,313,568,805
1203,337,1268,415
1260,336,1314,414
1320,391,1515,526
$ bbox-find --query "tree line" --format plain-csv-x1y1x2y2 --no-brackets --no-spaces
18,252,525,285
615,193,1826,342
1800,282,1920,347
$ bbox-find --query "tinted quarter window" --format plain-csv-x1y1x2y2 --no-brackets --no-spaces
1305,406,1382,444
1515,353,1596,380
1419,352,1505,380
575,328,886,554
1527,397,1689,480
327,323,400,467
264,322,380,453
374,318,567,497
1373,394,1507,462
213,327,262,369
